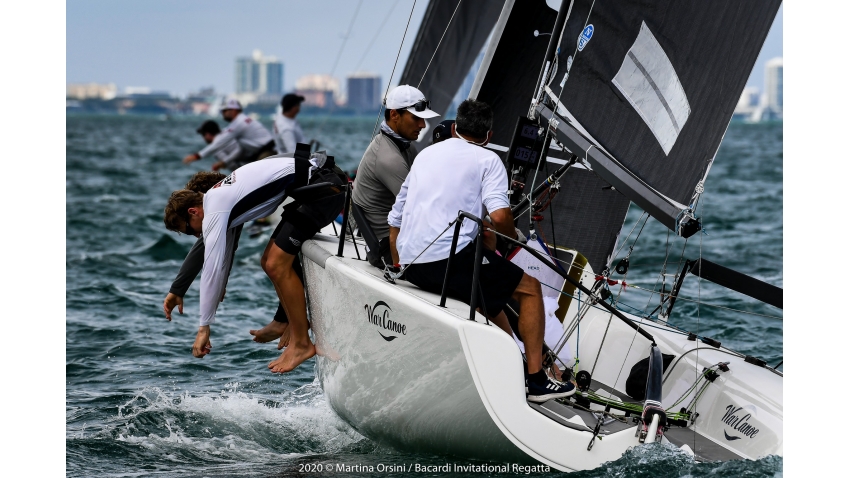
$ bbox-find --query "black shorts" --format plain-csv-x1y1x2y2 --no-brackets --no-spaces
404,242,525,317
271,168,345,255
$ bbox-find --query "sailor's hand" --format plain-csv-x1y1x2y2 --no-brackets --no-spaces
192,326,212,358
183,153,201,164
515,227,527,244
163,293,184,321
211,160,226,171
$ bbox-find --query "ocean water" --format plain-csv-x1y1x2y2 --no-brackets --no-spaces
66,115,782,477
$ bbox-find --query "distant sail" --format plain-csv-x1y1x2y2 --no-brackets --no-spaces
398,0,502,119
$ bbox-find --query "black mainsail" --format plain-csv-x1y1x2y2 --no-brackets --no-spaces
542,0,782,229
471,0,781,271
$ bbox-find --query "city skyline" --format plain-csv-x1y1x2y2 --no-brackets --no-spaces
66,1,783,99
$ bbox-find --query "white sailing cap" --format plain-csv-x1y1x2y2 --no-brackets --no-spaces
220,99,243,111
384,85,440,119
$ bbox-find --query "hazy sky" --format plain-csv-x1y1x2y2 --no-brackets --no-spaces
66,0,783,97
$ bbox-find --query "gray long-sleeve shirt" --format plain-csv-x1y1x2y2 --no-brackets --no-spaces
351,132,418,240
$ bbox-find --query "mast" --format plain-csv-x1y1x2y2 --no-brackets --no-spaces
529,0,572,117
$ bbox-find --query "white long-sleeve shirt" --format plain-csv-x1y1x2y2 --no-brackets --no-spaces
273,114,306,154
209,135,243,168
199,113,274,159
388,138,510,265
198,155,321,325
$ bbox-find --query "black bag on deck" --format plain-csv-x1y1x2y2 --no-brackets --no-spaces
625,353,675,401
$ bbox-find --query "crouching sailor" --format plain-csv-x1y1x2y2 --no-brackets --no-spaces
183,99,276,170
163,145,345,373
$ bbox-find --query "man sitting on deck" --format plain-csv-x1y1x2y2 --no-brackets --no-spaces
351,85,438,268
163,150,345,373
387,99,575,402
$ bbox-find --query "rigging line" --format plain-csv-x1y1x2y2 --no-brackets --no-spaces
642,228,670,314
675,299,783,320
588,282,785,320
526,0,598,218
612,212,648,260
596,248,639,391
392,217,457,276
417,0,463,89
610,213,650,270
693,211,703,451
659,227,673,311
314,0,364,137
328,0,364,80
352,0,401,73
371,0,419,139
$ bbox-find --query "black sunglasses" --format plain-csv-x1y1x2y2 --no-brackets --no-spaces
403,99,431,112
182,212,197,236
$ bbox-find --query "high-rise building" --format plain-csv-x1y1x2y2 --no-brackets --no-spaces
265,62,284,95
765,57,783,117
346,73,381,112
235,50,284,96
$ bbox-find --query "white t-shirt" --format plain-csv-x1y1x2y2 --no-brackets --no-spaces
388,138,510,265
273,115,306,154
198,155,322,325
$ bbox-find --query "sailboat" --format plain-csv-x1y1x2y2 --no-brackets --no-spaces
298,0,783,471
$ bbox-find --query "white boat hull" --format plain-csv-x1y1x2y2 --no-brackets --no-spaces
300,227,782,471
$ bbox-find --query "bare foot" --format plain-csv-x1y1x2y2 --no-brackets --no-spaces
268,342,316,373
249,320,288,343
276,326,291,350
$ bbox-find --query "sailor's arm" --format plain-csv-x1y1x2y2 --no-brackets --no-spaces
280,129,298,154
388,227,400,265
212,139,244,171
194,212,231,357
198,121,242,159
163,237,205,320
487,208,518,240
387,176,410,265
481,155,517,240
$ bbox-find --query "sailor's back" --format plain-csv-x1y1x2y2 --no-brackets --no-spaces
390,138,508,265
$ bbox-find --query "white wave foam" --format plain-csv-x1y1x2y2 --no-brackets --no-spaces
112,379,366,463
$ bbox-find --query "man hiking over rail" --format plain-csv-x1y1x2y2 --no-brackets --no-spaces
163,146,345,373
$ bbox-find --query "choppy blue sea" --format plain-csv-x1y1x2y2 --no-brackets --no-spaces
66,115,782,477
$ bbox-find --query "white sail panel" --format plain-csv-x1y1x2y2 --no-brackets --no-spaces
612,21,690,155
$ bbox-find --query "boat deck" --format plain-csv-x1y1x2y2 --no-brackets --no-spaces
304,226,753,465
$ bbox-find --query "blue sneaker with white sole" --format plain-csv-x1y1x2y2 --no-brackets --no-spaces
527,377,576,403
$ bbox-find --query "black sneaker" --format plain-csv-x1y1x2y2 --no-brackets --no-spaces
527,377,576,403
